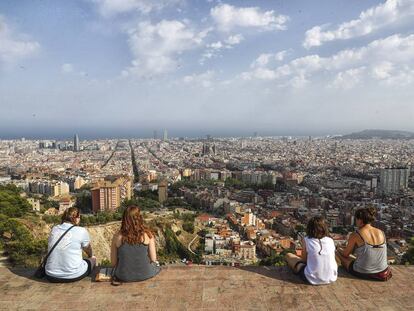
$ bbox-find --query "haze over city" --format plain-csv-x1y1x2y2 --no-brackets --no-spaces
1,0,414,138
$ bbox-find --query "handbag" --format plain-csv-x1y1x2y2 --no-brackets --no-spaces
34,225,75,279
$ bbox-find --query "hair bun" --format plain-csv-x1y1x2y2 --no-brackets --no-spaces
367,207,376,216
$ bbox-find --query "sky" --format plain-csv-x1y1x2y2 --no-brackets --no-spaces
0,0,414,139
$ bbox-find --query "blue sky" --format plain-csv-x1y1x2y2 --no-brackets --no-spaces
0,0,413,138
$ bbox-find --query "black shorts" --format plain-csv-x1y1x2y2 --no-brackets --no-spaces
293,261,310,284
46,259,92,283
348,261,381,280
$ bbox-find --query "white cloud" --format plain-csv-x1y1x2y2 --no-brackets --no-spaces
210,4,289,32
0,16,40,66
303,0,414,49
331,67,366,89
124,20,208,76
90,0,182,17
200,33,244,64
61,63,74,74
182,70,215,88
243,33,414,88
225,34,244,45
250,50,288,68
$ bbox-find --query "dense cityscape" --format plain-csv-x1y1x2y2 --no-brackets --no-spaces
1,132,413,266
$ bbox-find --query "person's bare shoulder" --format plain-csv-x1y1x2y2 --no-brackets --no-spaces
113,231,123,246
144,232,154,245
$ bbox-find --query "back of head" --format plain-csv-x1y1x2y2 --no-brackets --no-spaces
355,207,376,225
306,215,329,239
121,205,153,244
61,207,80,225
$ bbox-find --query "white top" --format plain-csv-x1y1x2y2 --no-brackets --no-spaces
45,223,90,279
304,236,338,285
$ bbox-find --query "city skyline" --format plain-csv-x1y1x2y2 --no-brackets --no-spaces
1,0,414,136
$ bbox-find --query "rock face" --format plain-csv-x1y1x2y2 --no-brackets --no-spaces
86,222,121,263
86,222,169,263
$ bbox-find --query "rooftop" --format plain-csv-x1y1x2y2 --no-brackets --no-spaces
1,265,413,310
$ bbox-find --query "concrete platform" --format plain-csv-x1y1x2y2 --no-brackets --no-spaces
0,265,413,310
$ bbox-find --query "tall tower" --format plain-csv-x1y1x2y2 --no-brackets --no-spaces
74,134,80,152
158,180,168,204
163,129,168,141
153,130,158,140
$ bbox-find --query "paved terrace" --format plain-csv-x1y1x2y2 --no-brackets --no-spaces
0,265,413,311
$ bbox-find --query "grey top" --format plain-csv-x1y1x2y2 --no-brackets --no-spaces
353,230,388,274
115,243,160,282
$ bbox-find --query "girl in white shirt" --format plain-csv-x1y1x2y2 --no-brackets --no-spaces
285,216,338,285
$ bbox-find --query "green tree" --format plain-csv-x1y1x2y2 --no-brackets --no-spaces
182,221,194,234
0,188,31,217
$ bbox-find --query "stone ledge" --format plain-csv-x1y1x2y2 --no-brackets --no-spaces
0,265,413,311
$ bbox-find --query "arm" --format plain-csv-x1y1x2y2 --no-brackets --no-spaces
148,235,157,263
300,238,307,262
338,233,357,258
83,243,93,258
81,229,93,257
110,233,121,267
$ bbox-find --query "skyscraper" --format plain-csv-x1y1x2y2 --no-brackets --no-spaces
74,134,80,152
380,167,410,194
163,129,168,141
158,180,168,204
153,130,158,140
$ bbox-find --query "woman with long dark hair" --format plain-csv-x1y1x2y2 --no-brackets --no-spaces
336,207,391,281
285,216,337,285
110,205,160,282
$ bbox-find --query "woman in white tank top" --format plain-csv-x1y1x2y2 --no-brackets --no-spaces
285,216,338,285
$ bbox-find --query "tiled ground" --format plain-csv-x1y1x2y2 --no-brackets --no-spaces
0,265,413,311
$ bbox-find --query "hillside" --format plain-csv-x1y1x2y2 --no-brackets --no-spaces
339,129,414,140
10,211,200,266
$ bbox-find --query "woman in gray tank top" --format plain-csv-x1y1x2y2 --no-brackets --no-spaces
336,207,391,281
110,206,160,282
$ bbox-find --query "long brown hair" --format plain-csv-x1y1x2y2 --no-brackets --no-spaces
120,206,153,244
61,207,80,225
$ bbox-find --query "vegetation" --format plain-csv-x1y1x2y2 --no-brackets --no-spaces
75,190,92,213
158,226,201,264
259,249,294,267
0,186,47,267
182,221,195,234
170,179,217,192
122,197,160,211
0,184,31,217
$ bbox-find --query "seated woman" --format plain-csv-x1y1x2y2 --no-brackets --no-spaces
336,207,391,280
285,216,337,285
45,207,96,283
111,205,160,282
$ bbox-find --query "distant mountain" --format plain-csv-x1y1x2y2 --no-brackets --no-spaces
339,129,414,140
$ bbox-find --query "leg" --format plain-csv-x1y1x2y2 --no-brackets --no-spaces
89,256,97,269
285,253,305,273
335,250,353,270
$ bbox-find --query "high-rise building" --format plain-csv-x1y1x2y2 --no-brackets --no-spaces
50,181,70,197
153,130,158,140
163,129,168,141
158,180,168,204
380,167,410,194
91,176,132,212
74,134,80,152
